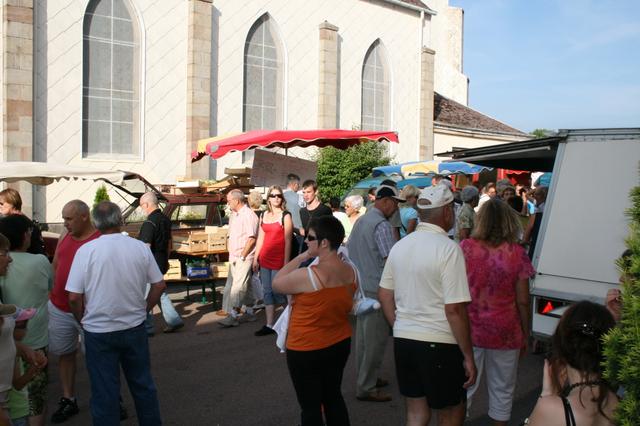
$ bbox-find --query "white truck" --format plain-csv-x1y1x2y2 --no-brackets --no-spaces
440,128,640,338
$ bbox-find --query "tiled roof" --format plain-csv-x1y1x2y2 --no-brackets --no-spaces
434,92,527,136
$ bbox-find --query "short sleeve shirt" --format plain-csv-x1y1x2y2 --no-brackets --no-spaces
228,205,259,262
0,252,52,349
138,209,172,273
65,233,164,333
460,239,535,349
399,207,418,238
380,222,471,344
455,203,475,241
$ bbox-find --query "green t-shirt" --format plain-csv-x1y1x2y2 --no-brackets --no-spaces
0,252,52,349
8,361,29,420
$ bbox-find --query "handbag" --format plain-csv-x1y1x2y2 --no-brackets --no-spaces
337,247,381,316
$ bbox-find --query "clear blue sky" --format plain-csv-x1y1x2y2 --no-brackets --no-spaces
449,0,640,133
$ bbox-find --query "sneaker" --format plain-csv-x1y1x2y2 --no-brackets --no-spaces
218,315,240,327
254,325,276,336
51,397,79,423
162,323,184,333
238,313,257,323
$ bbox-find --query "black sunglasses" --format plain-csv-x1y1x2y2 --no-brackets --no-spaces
306,235,318,242
268,194,283,199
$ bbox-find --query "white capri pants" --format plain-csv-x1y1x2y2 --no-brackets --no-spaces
466,347,520,422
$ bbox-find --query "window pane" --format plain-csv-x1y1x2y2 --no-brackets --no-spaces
244,105,262,131
113,18,134,43
244,65,263,105
112,99,133,122
262,107,276,129
113,44,134,91
89,0,112,17
112,0,131,20
86,14,111,40
86,97,111,121
84,120,111,155
85,39,111,90
112,122,133,154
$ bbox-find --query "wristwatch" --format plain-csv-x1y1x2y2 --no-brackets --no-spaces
240,256,246,262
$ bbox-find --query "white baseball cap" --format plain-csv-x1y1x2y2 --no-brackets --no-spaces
417,184,454,209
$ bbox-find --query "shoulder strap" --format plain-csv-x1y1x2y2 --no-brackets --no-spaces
560,396,576,426
306,266,320,291
282,210,291,226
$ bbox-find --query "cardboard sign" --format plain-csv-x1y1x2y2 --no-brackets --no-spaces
251,149,317,187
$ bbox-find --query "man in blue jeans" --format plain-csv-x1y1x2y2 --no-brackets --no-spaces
138,192,184,335
66,201,165,426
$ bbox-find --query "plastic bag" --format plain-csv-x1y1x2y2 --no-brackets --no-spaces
273,304,291,353
251,273,264,301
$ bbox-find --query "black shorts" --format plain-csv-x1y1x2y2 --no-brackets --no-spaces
394,338,467,409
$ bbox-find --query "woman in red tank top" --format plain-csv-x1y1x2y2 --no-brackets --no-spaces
273,215,356,426
252,186,293,336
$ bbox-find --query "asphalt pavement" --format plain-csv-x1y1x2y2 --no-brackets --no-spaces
46,285,543,425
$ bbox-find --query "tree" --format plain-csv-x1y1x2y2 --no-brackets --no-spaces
530,128,554,138
602,177,640,424
93,184,110,207
315,142,392,202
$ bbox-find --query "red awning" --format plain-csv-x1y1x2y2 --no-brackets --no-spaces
503,169,530,175
192,129,399,161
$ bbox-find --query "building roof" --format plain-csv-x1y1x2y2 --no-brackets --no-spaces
381,0,435,14
399,0,429,8
434,92,528,136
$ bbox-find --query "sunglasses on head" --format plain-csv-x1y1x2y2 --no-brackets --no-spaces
268,194,283,199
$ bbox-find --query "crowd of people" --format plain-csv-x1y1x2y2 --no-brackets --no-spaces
0,172,622,426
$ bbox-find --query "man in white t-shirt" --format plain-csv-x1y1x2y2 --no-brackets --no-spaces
378,184,476,425
66,202,165,425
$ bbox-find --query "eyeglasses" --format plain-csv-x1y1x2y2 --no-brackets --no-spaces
268,194,283,199
306,235,318,242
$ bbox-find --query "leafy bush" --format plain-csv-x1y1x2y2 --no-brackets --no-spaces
315,142,392,202
603,183,640,424
93,184,110,207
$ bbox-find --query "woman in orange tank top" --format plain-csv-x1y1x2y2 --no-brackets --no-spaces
273,215,356,426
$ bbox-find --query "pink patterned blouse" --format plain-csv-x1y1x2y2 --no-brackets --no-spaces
460,239,535,350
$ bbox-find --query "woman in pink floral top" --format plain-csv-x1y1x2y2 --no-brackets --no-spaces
460,198,535,426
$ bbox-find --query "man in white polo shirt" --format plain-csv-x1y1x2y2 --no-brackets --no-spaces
66,201,165,426
378,184,476,426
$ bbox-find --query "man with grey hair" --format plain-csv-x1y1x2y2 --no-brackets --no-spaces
138,192,184,334
66,201,165,425
49,200,102,423
347,184,404,402
219,189,259,327
378,184,476,425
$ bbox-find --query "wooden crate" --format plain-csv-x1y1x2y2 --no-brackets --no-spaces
210,262,229,273
173,232,208,253
205,227,228,252
164,259,181,280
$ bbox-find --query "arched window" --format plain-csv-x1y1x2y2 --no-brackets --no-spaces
242,14,284,162
82,0,141,158
361,40,390,131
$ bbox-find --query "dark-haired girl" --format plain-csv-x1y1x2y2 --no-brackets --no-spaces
526,301,618,425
